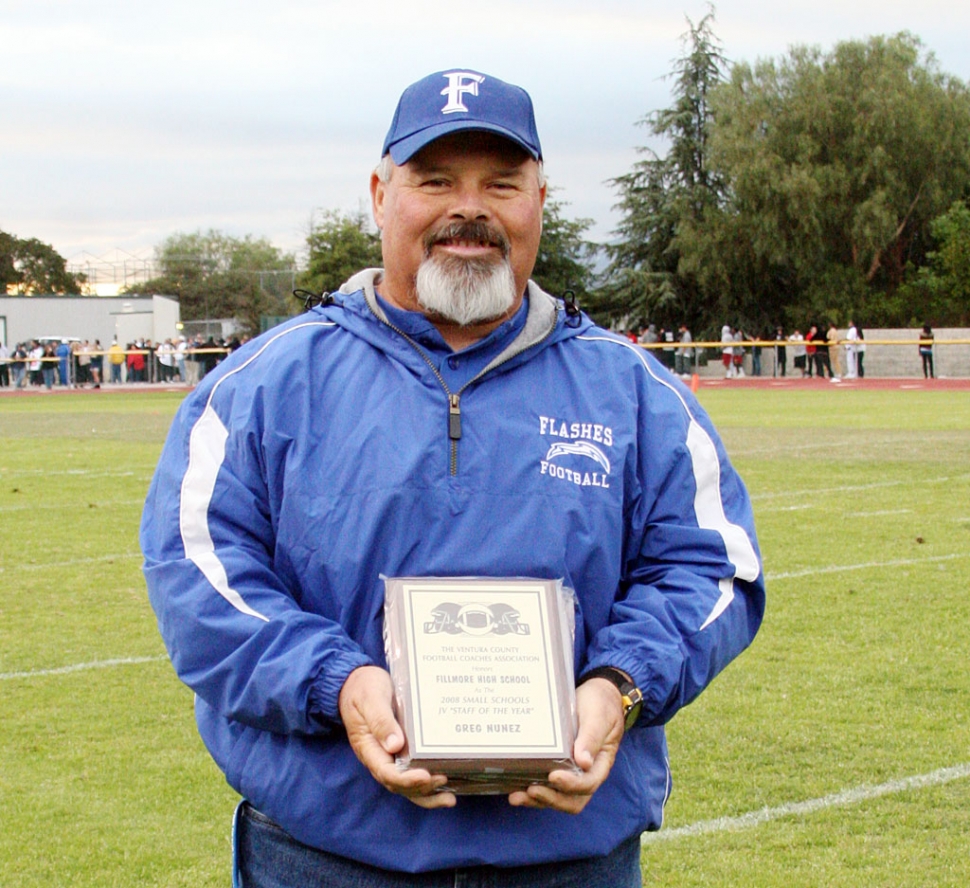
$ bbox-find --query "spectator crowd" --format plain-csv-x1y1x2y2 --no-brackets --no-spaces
0,333,245,389
617,321,873,381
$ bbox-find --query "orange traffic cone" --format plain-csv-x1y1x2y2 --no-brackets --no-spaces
690,373,700,393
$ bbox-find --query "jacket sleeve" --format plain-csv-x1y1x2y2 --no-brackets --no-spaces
583,373,765,727
140,377,373,736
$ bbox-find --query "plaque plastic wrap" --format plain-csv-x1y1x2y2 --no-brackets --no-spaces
383,576,579,795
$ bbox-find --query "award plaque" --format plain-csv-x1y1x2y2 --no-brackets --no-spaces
383,577,579,794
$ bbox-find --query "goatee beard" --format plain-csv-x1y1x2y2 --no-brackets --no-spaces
414,221,517,327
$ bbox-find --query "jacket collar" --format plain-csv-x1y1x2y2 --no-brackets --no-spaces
339,268,563,376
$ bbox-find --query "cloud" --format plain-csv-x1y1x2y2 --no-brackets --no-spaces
2,0,969,260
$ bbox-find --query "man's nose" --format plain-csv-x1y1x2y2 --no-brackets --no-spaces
448,184,490,220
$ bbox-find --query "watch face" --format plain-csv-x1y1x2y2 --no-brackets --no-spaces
578,667,643,729
622,688,644,730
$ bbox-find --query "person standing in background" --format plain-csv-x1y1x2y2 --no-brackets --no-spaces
773,327,787,377
732,327,745,377
844,321,859,379
675,323,693,377
789,329,807,377
29,341,43,386
750,330,763,377
41,343,57,389
108,340,126,384
826,323,843,379
919,324,935,378
804,326,819,378
11,343,28,388
90,341,103,388
721,324,735,377
56,339,71,386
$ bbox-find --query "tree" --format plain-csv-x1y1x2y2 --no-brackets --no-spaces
595,8,727,333
900,201,970,325
135,230,296,335
299,210,383,296
530,194,598,302
0,231,17,291
299,200,599,310
0,230,85,294
695,32,970,328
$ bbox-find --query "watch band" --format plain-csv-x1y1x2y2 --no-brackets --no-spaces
577,666,644,731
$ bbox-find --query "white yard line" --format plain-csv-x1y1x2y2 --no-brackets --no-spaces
643,763,970,844
0,499,145,513
0,655,168,681
737,440,856,456
0,552,142,573
766,552,968,581
0,469,144,479
749,475,962,501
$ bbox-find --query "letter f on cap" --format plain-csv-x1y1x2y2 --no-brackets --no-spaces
440,71,486,114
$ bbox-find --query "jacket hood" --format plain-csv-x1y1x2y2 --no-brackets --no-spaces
330,268,592,375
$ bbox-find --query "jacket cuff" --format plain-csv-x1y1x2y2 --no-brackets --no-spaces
307,651,375,726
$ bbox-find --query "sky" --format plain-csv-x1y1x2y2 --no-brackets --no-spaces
3,0,970,284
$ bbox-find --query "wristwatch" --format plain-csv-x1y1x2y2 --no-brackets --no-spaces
577,666,644,731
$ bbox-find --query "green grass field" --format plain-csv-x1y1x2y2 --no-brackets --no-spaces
1,388,968,886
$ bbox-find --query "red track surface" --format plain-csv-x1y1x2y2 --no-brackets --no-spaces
696,375,970,391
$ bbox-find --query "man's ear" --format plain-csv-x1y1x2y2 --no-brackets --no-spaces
370,171,385,232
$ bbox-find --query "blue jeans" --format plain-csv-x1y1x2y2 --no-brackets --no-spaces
233,802,643,888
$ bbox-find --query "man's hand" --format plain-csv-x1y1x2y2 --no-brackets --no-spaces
508,677,625,814
338,665,456,809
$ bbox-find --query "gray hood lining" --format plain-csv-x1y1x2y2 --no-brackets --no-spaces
339,269,561,372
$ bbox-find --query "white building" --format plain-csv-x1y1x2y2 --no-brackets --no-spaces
0,294,180,347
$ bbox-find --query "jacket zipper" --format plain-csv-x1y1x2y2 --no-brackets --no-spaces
366,303,558,476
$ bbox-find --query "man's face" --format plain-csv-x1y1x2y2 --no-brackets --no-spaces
371,131,546,325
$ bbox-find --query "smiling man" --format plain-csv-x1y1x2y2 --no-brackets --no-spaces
141,69,765,888
373,128,544,344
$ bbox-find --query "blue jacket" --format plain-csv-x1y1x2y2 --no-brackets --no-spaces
141,271,764,871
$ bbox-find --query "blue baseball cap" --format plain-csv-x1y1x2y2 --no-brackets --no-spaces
382,69,542,164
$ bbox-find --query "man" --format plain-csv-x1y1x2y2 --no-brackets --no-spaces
54,339,71,386
826,322,843,379
789,327,807,377
732,327,746,377
89,340,103,388
10,342,28,388
142,69,764,887
28,340,43,386
638,323,658,346
674,323,693,377
773,326,787,377
804,325,818,378
76,340,93,387
156,338,176,383
809,324,837,381
108,340,125,383
721,324,735,377
844,320,859,379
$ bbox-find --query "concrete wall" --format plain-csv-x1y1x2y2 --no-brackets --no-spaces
0,294,180,347
843,328,969,379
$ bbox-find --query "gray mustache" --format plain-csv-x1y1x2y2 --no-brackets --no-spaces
424,222,510,258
